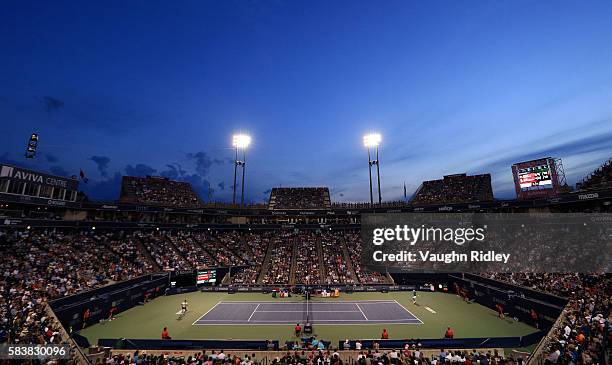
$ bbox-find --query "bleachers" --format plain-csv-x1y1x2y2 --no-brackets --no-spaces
576,159,612,190
412,173,494,205
120,175,204,208
268,187,331,210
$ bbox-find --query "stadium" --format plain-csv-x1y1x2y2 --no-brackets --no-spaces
2,2,612,365
0,155,610,365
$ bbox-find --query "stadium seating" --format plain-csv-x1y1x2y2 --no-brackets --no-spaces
412,173,494,205
2,166,611,364
2,227,609,364
268,187,331,210
344,233,391,284
99,347,527,365
120,176,204,208
320,232,357,285
486,273,610,364
293,232,322,285
576,159,612,190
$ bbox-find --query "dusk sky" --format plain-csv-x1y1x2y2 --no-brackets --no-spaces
1,1,612,203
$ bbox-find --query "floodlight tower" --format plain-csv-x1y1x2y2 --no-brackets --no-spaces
363,133,382,205
232,134,251,207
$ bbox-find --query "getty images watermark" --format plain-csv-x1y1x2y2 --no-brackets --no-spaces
361,213,611,273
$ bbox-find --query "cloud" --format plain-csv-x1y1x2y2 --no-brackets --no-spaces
49,166,70,177
125,163,157,177
0,153,24,167
90,155,111,177
44,153,59,163
160,163,187,180
475,131,612,177
186,151,223,177
41,96,64,113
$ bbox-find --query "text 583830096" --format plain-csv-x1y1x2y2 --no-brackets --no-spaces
0,344,71,359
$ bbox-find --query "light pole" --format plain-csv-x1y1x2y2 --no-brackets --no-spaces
363,133,382,205
232,134,251,207
232,147,238,205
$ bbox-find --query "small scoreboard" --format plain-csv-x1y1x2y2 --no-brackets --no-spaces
196,270,217,285
512,157,561,200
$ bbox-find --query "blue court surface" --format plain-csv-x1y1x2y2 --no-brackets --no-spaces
193,300,423,325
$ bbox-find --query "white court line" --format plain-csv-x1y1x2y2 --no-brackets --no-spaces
425,306,437,314
193,300,424,326
247,304,260,322
392,300,424,324
355,304,369,321
196,319,422,323
192,301,222,325
218,300,397,304
193,322,422,326
256,310,361,313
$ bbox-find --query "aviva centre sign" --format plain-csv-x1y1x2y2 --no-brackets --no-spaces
0,165,78,190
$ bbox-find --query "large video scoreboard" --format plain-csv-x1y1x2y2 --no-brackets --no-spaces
517,164,553,190
512,158,559,200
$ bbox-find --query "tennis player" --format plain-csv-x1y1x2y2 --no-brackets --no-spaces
181,299,188,314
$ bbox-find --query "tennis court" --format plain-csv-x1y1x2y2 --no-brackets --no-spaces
193,300,423,325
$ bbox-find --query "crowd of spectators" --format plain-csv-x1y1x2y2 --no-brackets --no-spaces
168,232,217,269
230,233,271,285
197,232,244,267
142,233,191,271
486,273,610,365
412,174,494,205
293,233,322,285
261,233,295,285
320,233,356,285
0,230,149,345
120,176,204,208
269,188,331,210
2,227,609,365
100,350,261,365
102,232,156,273
98,346,527,365
349,347,521,365
331,201,408,209
345,233,390,284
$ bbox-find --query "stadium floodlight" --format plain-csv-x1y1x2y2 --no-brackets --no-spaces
363,133,382,205
232,134,251,149
232,134,251,207
363,133,381,148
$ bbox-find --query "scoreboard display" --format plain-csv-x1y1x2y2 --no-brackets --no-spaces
517,164,553,191
512,157,560,200
196,270,217,284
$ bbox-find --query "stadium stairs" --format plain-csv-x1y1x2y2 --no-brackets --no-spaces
221,234,249,265
221,271,232,285
193,235,220,267
44,303,90,365
339,236,359,283
135,238,161,271
255,240,274,284
166,235,191,266
289,237,298,285
316,236,326,284
386,272,395,285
